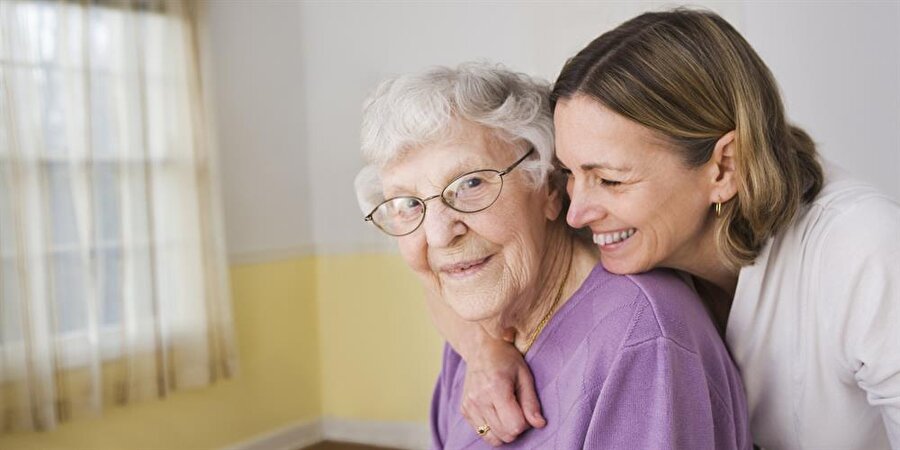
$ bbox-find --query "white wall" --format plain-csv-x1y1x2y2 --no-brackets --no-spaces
742,2,900,201
203,1,899,258
205,1,313,261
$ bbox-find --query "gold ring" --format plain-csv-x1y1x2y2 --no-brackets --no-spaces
476,424,491,436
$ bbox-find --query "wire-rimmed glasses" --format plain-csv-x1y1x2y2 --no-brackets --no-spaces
364,147,535,236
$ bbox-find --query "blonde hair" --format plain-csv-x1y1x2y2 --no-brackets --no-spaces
551,8,823,268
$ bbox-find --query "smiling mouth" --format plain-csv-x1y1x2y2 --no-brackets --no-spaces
593,228,636,246
440,255,493,278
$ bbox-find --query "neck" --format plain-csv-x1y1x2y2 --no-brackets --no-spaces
483,223,598,353
685,258,739,300
665,219,739,332
691,275,735,335
667,219,739,297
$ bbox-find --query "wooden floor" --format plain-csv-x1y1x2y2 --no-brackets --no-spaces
303,442,401,450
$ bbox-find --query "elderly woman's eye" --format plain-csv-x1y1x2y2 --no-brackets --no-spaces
462,177,483,189
384,197,422,220
400,198,423,215
456,175,487,194
601,179,622,186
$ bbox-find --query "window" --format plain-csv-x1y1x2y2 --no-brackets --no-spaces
0,0,235,432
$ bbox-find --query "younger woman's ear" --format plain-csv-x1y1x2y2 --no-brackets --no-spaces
708,130,738,204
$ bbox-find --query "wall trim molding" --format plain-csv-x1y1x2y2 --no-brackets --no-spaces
220,419,322,450
220,417,430,450
321,417,431,450
221,417,431,450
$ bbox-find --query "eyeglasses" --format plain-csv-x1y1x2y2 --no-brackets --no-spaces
365,147,535,237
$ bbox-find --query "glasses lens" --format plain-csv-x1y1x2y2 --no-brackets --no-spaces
443,170,503,212
371,196,425,236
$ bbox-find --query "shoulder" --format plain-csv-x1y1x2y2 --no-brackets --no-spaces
579,266,719,355
759,166,900,288
793,164,900,248
627,270,716,349
580,270,747,436
576,263,698,314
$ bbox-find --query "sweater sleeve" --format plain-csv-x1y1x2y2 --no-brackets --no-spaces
430,344,457,450
583,337,742,450
822,195,900,448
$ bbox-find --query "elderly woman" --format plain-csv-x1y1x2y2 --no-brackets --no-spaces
440,10,900,450
355,63,750,449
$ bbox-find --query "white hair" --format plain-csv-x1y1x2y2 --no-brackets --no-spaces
354,61,555,214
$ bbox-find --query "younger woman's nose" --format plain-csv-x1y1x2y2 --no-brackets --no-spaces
566,181,604,229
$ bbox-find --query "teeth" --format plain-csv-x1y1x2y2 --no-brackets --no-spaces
593,228,636,246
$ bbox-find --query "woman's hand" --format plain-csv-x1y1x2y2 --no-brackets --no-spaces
461,330,546,446
424,292,545,445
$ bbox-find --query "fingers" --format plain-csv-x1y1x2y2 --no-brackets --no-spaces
481,407,506,446
459,334,541,445
462,401,504,446
493,390,530,440
516,365,546,428
462,386,528,445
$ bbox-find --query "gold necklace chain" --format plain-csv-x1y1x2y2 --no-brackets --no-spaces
521,241,574,354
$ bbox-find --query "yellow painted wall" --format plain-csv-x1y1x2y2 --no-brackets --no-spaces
0,253,444,449
317,253,443,423
0,257,323,450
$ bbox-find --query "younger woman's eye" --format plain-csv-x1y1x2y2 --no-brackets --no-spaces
586,173,622,188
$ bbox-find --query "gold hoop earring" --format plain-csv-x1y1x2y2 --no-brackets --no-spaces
715,202,722,217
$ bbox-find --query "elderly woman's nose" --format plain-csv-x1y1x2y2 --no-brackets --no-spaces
422,202,467,247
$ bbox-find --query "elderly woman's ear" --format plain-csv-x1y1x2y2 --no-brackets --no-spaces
543,185,565,221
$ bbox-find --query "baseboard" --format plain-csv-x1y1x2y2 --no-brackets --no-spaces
321,417,431,450
221,419,322,450
220,417,430,450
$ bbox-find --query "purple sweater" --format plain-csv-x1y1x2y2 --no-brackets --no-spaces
430,264,751,449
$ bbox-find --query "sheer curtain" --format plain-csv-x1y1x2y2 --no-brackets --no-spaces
0,0,236,432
